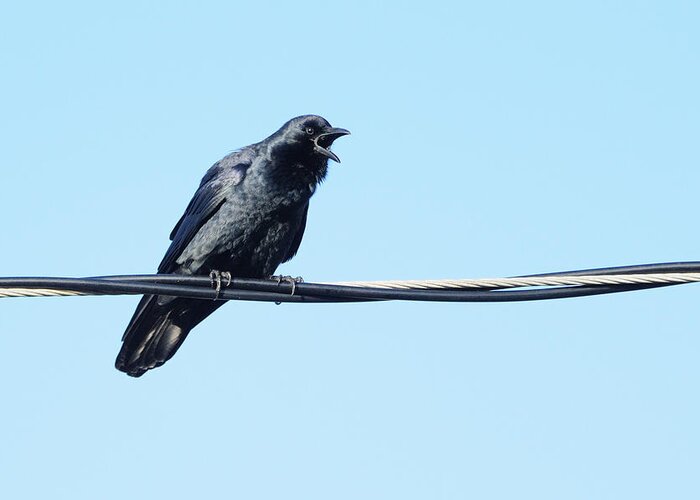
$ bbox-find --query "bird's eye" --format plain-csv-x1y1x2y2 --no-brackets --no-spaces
305,126,315,135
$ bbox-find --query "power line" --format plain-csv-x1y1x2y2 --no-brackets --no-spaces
1,261,699,303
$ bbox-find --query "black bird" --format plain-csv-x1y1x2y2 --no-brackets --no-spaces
116,115,350,377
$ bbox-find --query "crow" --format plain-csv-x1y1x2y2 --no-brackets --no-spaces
115,115,350,377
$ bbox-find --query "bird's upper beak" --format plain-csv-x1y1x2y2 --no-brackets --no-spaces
314,127,351,163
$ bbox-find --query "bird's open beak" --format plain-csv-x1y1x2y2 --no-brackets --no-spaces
314,127,351,163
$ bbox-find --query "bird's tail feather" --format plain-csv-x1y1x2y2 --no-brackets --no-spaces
115,295,224,377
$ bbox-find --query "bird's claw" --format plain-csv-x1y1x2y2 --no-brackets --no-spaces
209,270,232,300
222,271,232,287
271,275,304,295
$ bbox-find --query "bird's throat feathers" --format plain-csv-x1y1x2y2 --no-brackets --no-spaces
265,137,329,187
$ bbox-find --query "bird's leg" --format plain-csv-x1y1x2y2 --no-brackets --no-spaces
271,275,304,295
209,270,233,300
210,270,222,299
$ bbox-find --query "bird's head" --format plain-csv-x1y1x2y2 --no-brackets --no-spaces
276,115,351,163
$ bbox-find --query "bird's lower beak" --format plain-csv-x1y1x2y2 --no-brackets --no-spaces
314,127,351,163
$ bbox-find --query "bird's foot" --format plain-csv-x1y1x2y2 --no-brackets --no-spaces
271,275,304,295
210,270,232,300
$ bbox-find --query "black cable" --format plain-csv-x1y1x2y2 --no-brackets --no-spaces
1,261,697,303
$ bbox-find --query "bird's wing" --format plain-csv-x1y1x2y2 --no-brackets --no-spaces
281,203,309,263
158,150,252,274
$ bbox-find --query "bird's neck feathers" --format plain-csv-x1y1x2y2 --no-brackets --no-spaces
264,137,329,187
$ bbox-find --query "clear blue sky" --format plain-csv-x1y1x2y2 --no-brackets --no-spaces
1,1,699,498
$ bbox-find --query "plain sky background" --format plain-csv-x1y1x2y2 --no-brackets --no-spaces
1,1,699,498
